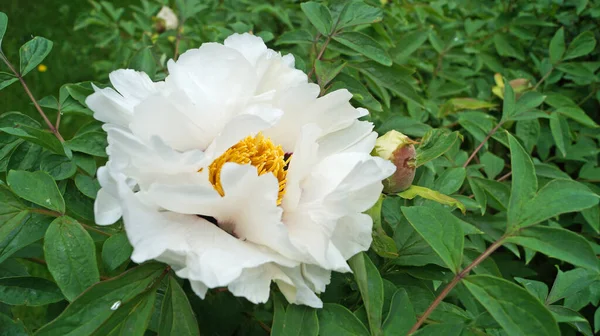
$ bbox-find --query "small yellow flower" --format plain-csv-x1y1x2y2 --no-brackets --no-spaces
37,64,48,72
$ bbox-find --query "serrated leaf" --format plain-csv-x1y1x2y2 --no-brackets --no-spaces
333,32,391,66
463,275,560,336
44,216,100,301
19,37,53,76
7,170,65,213
402,206,463,273
101,232,132,271
348,252,383,335
317,304,369,336
35,263,166,336
549,28,565,64
158,275,200,336
506,226,599,271
0,276,63,306
300,2,333,36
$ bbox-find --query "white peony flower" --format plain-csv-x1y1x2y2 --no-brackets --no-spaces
87,33,395,308
156,6,178,30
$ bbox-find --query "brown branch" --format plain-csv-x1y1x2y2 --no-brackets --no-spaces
408,237,507,334
80,223,112,237
307,35,333,80
0,52,64,142
173,19,186,61
26,257,47,265
29,208,62,217
497,171,512,182
533,67,554,91
463,122,504,168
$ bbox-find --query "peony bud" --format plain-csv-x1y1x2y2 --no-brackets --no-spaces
372,130,417,193
156,6,179,31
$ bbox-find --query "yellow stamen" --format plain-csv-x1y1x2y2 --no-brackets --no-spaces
207,132,289,205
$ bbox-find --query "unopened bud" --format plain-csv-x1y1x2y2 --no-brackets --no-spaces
492,74,532,99
156,6,179,31
372,130,417,193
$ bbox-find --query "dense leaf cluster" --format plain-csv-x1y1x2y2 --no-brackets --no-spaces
0,0,599,335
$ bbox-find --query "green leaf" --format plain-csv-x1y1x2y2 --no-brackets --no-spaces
506,226,599,271
354,62,423,106
0,112,70,157
546,268,598,305
549,28,565,64
19,37,53,76
494,34,525,60
300,2,333,36
0,276,63,306
333,32,391,66
501,81,516,121
158,275,200,336
463,275,560,336
91,289,156,336
0,183,26,223
0,312,29,336
594,307,600,334
564,31,596,60
0,72,18,90
514,91,546,118
398,186,466,214
74,174,100,199
402,206,463,273
481,152,504,179
0,12,7,46
415,129,461,167
507,134,537,230
0,213,52,264
35,263,166,336
434,167,466,195
315,60,345,87
44,216,100,301
129,46,156,78
278,304,319,336
412,324,464,336
515,180,599,228
382,289,416,336
66,131,107,157
275,30,314,45
337,1,383,29
439,98,497,117
331,73,382,112
514,277,549,302
73,153,96,176
7,170,65,213
40,155,77,180
317,304,369,336
392,30,429,62
368,196,397,258
348,253,383,335
549,113,567,157
101,232,132,271
555,106,598,128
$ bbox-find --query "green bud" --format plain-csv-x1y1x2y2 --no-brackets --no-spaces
372,130,417,193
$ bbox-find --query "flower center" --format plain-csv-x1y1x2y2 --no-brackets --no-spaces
208,132,289,205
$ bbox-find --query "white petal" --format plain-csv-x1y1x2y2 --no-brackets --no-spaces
227,263,293,304
94,188,122,225
277,267,323,308
190,280,209,299
224,33,268,66
86,84,132,127
317,120,375,159
109,69,157,103
302,264,331,293
331,214,373,259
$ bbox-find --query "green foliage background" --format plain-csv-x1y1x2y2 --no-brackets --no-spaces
0,0,599,335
